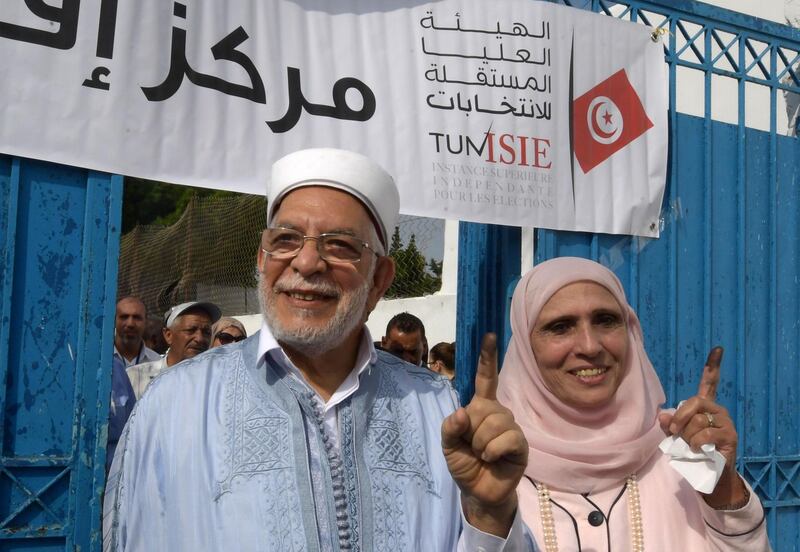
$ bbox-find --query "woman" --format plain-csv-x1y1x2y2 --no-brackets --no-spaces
209,317,247,348
496,257,770,551
429,341,456,380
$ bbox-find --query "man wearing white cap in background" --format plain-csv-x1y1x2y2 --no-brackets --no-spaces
125,300,221,399
104,149,535,551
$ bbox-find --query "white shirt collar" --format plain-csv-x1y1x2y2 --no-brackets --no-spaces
257,319,377,413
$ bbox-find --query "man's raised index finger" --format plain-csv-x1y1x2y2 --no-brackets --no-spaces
473,333,499,400
697,346,723,401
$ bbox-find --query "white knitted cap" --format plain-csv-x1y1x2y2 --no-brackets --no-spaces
267,148,399,248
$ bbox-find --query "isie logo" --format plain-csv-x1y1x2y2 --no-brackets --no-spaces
429,130,552,168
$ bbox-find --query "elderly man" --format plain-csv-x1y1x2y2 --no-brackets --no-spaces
125,300,221,399
104,149,534,551
113,297,161,368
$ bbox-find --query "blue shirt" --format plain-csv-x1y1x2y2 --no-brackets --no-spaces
103,328,535,551
107,356,136,473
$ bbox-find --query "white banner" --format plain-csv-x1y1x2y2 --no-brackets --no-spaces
0,0,667,236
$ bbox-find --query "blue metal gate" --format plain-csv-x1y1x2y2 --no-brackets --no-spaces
1,0,798,549
456,1,800,548
0,155,122,550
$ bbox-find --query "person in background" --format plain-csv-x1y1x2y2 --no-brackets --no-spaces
209,316,248,348
126,301,221,399
143,316,168,355
113,297,161,368
429,341,456,380
380,311,426,366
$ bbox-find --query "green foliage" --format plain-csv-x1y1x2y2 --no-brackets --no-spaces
428,257,443,279
121,177,240,233
389,226,403,256
386,228,442,298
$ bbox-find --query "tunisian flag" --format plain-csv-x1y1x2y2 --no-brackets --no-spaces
570,14,667,237
573,69,654,173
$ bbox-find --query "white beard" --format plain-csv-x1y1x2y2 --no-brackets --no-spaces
259,268,373,356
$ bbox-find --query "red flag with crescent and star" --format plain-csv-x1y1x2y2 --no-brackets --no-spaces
573,69,654,174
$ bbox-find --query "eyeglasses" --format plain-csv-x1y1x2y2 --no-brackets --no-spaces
216,332,245,345
261,227,376,263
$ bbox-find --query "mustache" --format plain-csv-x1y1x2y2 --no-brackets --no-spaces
273,273,341,298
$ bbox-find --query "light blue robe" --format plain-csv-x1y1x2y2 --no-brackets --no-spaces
103,333,535,551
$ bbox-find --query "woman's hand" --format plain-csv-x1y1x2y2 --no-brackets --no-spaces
658,348,749,509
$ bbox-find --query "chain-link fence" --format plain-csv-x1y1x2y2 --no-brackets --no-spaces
117,193,265,318
385,215,444,299
118,189,445,318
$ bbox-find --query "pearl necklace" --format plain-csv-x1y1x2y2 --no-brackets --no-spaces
535,474,644,552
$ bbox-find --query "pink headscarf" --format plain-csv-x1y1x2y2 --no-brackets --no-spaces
496,257,666,494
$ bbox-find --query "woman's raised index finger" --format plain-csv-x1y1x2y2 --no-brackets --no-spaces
473,333,499,400
697,346,723,401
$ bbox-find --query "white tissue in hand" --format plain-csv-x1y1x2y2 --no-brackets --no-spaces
659,435,727,494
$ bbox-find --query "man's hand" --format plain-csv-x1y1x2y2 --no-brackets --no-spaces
441,333,528,537
658,347,748,508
